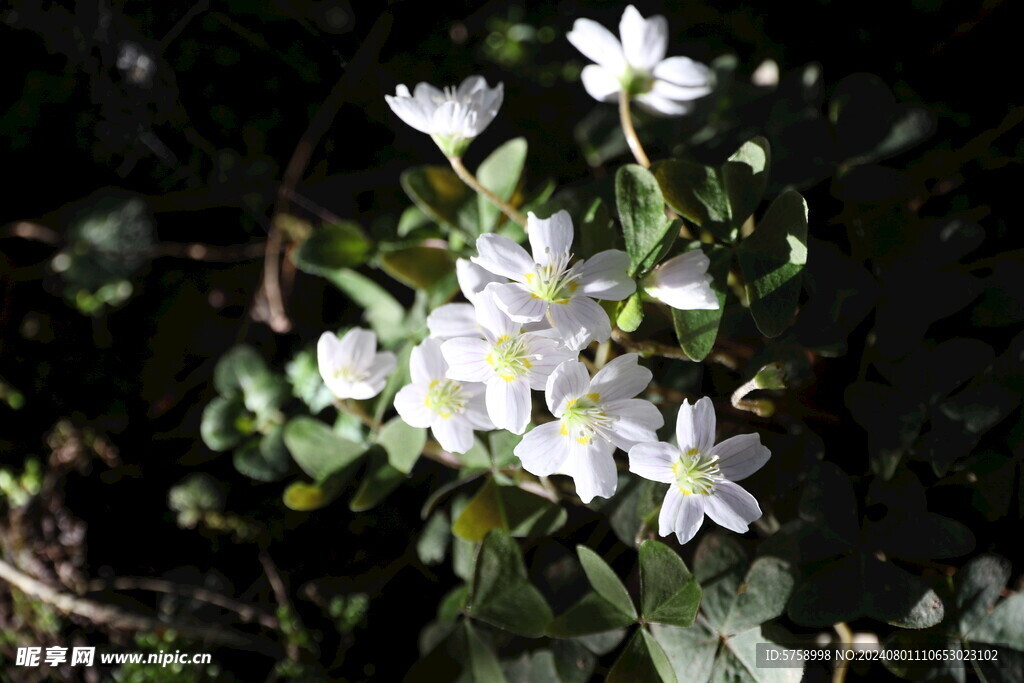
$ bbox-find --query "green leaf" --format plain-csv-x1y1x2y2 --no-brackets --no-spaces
378,246,457,291
638,540,702,627
375,416,427,474
282,481,328,511
487,430,522,469
722,137,771,231
477,137,527,234
548,593,634,643
283,416,367,483
467,530,553,637
240,373,291,419
616,164,674,276
957,554,1011,635
322,268,407,347
652,159,732,242
650,622,718,683
577,546,637,619
616,292,644,333
285,349,334,414
607,628,677,683
452,477,507,542
548,592,637,637
417,510,451,566
213,345,269,397
671,243,731,361
737,190,809,338
407,619,507,683
232,427,290,482
452,478,566,542
200,396,247,452
349,446,405,511
400,166,478,236
721,557,794,635
291,221,372,273
967,594,1024,651
580,197,620,258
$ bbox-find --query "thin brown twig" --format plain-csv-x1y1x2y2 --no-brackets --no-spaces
87,577,279,629
255,12,393,333
0,558,265,649
259,551,301,661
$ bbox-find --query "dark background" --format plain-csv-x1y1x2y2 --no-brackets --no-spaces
1,0,1022,680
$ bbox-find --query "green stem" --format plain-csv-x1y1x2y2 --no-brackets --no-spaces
448,156,527,228
618,91,651,169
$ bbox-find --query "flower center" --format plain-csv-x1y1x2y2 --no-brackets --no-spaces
672,448,723,495
333,365,367,383
523,252,580,303
486,335,533,381
424,379,467,418
559,393,614,445
621,67,655,95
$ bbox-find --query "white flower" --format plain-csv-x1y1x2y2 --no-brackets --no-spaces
643,250,719,311
567,5,711,116
384,76,504,157
514,355,663,503
394,338,493,454
628,397,770,544
427,259,505,340
472,211,635,351
317,328,396,400
441,286,577,434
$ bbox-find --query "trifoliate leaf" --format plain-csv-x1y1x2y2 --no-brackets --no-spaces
349,446,405,512
547,592,637,637
477,137,527,234
322,268,407,347
401,166,479,237
200,396,248,452
638,540,701,627
577,546,637,620
283,416,367,483
722,137,771,231
467,529,553,637
375,416,427,474
291,220,372,273
606,628,677,683
652,158,732,242
737,190,809,338
616,164,676,276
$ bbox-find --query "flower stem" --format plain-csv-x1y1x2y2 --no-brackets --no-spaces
448,156,527,228
730,376,774,418
619,91,651,169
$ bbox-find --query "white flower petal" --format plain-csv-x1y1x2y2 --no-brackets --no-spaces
651,77,711,101
441,338,492,383
567,18,626,72
673,492,706,544
515,421,570,476
653,56,712,88
605,398,663,450
704,481,762,533
522,334,577,390
338,328,377,371
472,234,534,282
676,397,716,453
644,250,718,311
317,331,343,376
659,487,684,537
492,283,548,323
456,75,487,98
344,381,385,400
456,258,503,303
475,285,519,337
619,6,667,71
463,391,495,431
714,434,771,482
394,384,434,428
635,92,692,116
364,352,397,387
412,82,444,101
431,415,475,454
629,442,677,483
578,250,636,300
410,338,448,384
589,353,651,402
384,93,434,134
527,211,574,265
580,64,621,103
427,303,481,339
564,439,618,504
549,296,611,351
545,360,591,416
486,377,532,434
